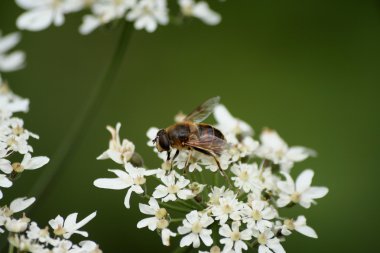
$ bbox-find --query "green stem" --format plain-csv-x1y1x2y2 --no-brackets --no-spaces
159,201,191,214
27,23,134,207
177,199,198,210
214,170,219,187
8,245,14,253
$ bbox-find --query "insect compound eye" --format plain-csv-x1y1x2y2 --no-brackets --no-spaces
156,130,170,152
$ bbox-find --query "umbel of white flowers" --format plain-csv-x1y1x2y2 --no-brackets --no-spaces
95,101,328,252
15,0,222,34
0,32,101,253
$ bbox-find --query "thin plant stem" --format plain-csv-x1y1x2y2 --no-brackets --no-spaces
8,245,14,253
177,199,198,210
169,218,183,223
27,23,134,207
159,202,191,213
214,170,219,187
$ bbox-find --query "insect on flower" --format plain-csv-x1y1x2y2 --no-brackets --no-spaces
152,97,229,177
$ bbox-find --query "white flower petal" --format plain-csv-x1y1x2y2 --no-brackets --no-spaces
10,197,35,213
93,178,128,190
17,8,54,31
296,169,314,192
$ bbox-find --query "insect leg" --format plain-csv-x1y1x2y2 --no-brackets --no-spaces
183,149,193,175
170,149,180,169
212,155,233,188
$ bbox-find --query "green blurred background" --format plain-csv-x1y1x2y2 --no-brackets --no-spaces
1,0,379,252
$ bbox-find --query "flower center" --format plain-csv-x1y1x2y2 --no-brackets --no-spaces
12,126,24,135
222,204,233,214
210,246,221,253
284,219,295,230
257,234,267,245
251,210,262,220
231,230,241,241
155,208,167,219
133,176,146,185
157,219,169,229
239,171,249,181
290,192,300,203
168,185,179,194
54,225,66,236
7,137,16,146
12,162,24,173
191,221,203,234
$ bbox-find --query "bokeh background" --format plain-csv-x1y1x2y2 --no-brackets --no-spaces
1,0,380,252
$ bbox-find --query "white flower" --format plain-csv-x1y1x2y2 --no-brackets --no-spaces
277,169,328,208
94,163,156,208
80,0,136,35
231,163,262,193
174,150,204,172
8,234,44,252
137,197,167,231
0,174,12,199
207,186,235,206
16,0,85,31
203,151,231,172
178,210,214,248
11,153,49,173
53,239,73,252
136,198,177,247
253,229,285,253
97,123,135,165
27,222,51,243
5,214,30,233
0,31,25,72
257,129,316,172
161,228,176,247
71,240,102,253
178,0,221,25
0,83,29,116
280,215,318,238
48,211,97,239
219,221,252,253
127,0,169,32
211,196,243,224
213,104,253,143
242,200,277,232
153,172,193,202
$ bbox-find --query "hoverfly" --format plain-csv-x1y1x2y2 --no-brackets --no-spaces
153,96,228,175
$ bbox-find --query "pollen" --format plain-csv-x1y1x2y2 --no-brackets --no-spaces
12,126,24,135
155,208,167,219
12,162,24,173
210,246,221,253
290,192,301,203
231,230,241,241
157,219,169,229
222,204,233,214
257,233,267,245
191,221,203,234
284,219,295,230
239,170,249,181
168,185,179,194
251,210,262,220
53,225,66,236
133,176,146,185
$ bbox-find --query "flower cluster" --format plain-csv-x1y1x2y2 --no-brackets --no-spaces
15,0,222,34
95,102,328,252
0,34,101,252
